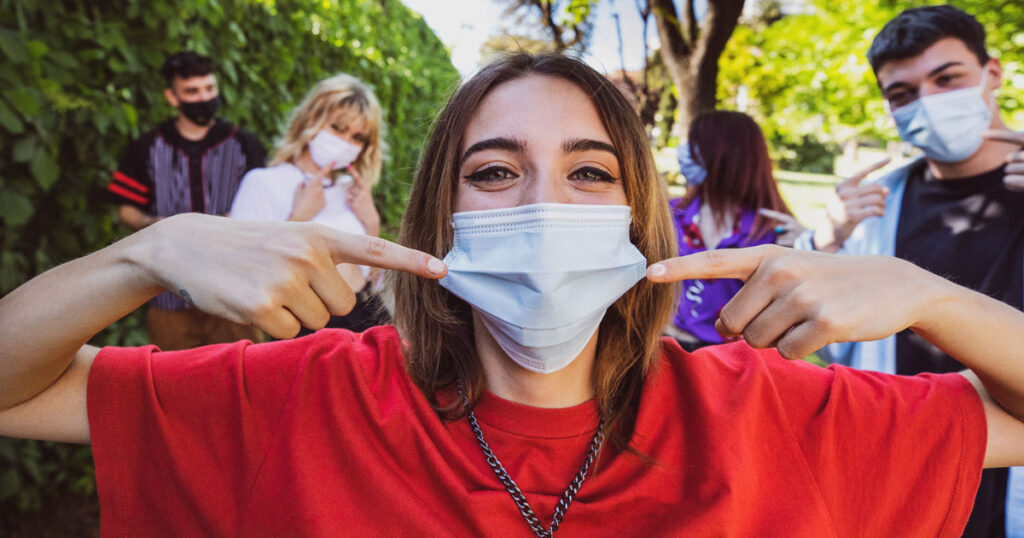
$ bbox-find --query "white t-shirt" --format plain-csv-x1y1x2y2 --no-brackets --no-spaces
230,162,370,277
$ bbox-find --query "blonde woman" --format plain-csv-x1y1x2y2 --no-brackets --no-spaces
230,74,387,333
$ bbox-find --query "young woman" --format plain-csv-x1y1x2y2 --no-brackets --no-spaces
230,74,387,333
1,54,1022,537
667,111,805,350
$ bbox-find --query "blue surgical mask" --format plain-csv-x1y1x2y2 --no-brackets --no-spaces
677,142,707,185
439,203,647,374
890,71,993,163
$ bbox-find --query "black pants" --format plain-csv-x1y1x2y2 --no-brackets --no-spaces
295,284,389,337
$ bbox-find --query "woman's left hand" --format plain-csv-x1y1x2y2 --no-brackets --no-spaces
646,245,941,359
347,167,381,236
758,209,806,247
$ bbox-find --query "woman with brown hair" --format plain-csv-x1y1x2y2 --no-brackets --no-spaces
668,111,802,350
0,53,1022,537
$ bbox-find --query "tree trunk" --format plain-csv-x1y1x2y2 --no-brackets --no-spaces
652,0,745,134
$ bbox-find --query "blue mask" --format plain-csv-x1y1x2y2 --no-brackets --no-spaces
439,203,647,374
890,71,993,163
677,142,707,185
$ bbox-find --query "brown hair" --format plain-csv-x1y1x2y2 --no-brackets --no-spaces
390,53,678,451
680,111,792,243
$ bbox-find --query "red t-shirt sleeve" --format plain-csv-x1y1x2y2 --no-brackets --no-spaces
87,329,394,535
764,352,987,535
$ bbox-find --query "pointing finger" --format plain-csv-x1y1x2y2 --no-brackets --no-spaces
982,129,1024,147
321,227,447,279
757,208,793,223
836,157,891,189
646,245,773,283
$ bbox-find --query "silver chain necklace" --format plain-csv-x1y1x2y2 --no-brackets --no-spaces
460,384,606,538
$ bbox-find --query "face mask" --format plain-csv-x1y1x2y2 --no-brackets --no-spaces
677,142,707,185
308,129,363,170
890,71,993,163
439,203,647,374
178,96,220,126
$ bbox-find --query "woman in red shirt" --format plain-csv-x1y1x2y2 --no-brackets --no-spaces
0,53,1022,537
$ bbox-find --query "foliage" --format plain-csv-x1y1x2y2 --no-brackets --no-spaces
0,0,457,521
717,0,1024,171
495,0,596,53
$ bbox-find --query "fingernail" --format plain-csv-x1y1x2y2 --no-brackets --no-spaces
647,264,666,278
427,258,445,275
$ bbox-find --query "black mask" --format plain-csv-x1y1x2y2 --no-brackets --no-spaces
178,96,220,126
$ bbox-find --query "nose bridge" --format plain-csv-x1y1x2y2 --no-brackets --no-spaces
520,164,571,206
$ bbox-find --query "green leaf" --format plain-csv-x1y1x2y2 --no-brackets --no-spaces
0,28,30,64
0,190,34,227
30,150,60,191
0,98,24,134
5,87,42,118
0,467,21,501
12,136,38,163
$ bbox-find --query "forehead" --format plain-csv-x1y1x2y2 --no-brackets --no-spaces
462,74,611,151
332,107,368,130
876,37,981,87
173,74,217,90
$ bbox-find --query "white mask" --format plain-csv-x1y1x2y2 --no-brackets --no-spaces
439,203,647,374
890,70,993,163
308,129,363,170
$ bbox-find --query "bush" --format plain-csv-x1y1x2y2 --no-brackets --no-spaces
0,0,458,526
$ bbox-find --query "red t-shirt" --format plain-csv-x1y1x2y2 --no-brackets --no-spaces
87,326,985,537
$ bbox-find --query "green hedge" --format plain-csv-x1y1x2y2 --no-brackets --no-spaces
0,0,458,524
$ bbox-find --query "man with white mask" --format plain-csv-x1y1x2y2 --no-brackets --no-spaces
794,6,1024,536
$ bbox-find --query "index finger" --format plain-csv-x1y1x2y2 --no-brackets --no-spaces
982,129,1024,147
646,246,770,283
322,228,447,279
757,208,793,223
837,157,891,188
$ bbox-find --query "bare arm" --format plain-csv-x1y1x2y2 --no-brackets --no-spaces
648,246,1024,467
117,204,159,230
0,214,447,443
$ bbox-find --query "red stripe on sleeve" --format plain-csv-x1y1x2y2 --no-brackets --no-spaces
112,171,150,194
108,183,149,205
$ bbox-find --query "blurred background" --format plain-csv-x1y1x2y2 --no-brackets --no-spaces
0,0,1020,534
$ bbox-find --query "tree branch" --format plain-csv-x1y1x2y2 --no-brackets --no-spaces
684,0,698,44
652,0,690,67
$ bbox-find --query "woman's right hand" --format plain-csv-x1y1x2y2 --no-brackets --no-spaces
140,213,447,339
289,160,332,221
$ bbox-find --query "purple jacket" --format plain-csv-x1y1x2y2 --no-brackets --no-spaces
670,197,776,343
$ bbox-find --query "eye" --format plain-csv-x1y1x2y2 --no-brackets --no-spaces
887,91,914,109
569,166,617,183
353,134,368,144
935,74,958,86
464,166,518,183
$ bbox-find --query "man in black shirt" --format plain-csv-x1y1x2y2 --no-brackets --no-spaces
106,51,266,350
795,6,1024,537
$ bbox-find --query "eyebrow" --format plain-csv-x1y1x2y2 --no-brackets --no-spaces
562,138,618,158
882,61,964,94
460,137,526,165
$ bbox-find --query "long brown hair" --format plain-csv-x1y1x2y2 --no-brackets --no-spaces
389,53,678,450
680,111,792,242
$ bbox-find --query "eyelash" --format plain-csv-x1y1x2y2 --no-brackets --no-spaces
570,166,617,183
462,165,618,183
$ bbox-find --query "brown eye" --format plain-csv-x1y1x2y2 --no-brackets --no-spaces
464,166,517,183
569,167,617,183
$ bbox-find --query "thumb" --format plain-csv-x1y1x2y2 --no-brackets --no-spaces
982,129,1024,147
646,246,770,283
